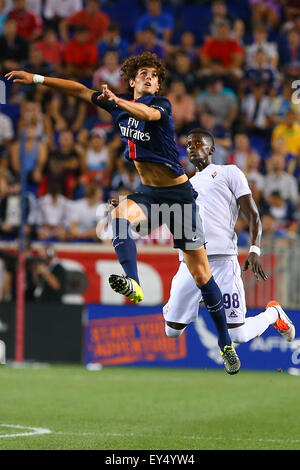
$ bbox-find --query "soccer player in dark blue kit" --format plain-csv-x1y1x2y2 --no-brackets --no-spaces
6,53,240,374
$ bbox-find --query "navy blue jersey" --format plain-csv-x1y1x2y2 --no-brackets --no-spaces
91,92,185,176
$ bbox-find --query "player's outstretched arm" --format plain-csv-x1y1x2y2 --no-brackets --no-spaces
238,194,268,281
5,70,95,103
98,84,161,121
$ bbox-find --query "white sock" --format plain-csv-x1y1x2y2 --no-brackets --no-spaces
229,307,278,344
165,323,186,338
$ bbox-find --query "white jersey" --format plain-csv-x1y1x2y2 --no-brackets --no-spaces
182,164,251,257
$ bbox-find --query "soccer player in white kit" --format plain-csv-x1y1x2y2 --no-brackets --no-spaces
163,128,295,346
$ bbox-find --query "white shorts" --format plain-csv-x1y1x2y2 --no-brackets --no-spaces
163,256,247,325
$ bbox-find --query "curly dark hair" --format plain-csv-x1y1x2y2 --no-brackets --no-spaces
120,52,167,94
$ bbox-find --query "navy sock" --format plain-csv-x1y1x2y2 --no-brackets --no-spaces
198,276,231,350
112,218,140,284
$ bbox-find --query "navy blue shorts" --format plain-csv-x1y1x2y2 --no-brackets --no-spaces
127,180,205,250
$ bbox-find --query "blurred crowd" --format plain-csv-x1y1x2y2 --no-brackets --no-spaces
1,0,300,249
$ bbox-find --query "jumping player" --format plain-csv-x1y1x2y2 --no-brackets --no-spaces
6,53,241,374
163,128,295,345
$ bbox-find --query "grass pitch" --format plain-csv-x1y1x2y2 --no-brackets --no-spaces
0,364,299,450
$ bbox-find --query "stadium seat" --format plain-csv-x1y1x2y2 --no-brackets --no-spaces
249,135,270,156
102,1,142,43
176,5,211,44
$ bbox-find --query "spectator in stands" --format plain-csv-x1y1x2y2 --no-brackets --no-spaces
33,244,67,302
197,110,232,165
263,153,299,204
206,0,236,38
64,25,98,81
5,0,43,17
10,123,47,190
270,81,294,125
36,181,70,241
261,213,288,241
261,190,298,237
21,42,55,78
231,19,246,46
97,22,129,63
249,0,281,30
49,92,87,134
82,102,117,145
227,132,261,171
0,107,14,153
195,77,238,129
135,0,174,44
46,130,82,199
18,44,56,107
167,50,199,95
43,0,82,30
243,48,280,92
265,135,298,177
240,80,273,137
92,50,124,94
271,109,300,156
68,184,104,241
243,151,265,205
8,0,42,42
80,128,112,187
0,17,28,75
17,99,53,145
279,28,300,79
200,20,244,83
246,24,278,67
132,27,166,60
172,31,200,67
34,28,65,75
0,151,13,198
59,0,110,44
166,79,196,135
0,175,37,239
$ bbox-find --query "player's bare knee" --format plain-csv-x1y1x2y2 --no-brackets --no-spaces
165,321,187,338
191,270,211,287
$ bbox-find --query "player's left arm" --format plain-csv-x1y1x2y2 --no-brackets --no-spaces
238,194,268,281
98,84,161,121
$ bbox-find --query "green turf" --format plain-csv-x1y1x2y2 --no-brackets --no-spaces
0,364,299,450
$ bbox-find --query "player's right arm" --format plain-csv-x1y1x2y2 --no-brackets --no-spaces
5,70,95,103
238,194,268,281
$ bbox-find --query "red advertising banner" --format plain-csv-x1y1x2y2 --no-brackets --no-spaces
0,242,277,307
57,246,180,305
56,246,276,307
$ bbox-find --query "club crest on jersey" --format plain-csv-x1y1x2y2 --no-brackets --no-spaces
211,171,217,178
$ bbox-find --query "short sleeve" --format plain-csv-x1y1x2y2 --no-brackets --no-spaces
91,91,116,113
226,165,252,200
149,96,172,121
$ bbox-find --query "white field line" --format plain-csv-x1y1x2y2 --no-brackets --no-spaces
183,435,300,444
0,424,51,439
0,425,299,445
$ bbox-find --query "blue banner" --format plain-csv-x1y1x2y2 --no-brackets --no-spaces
84,304,300,371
